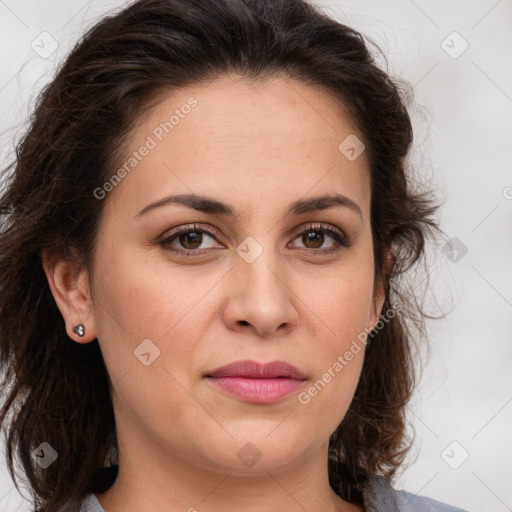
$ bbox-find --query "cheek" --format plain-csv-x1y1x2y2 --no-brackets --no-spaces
293,259,373,413
298,282,368,424
94,244,212,339
91,250,212,435
299,262,375,347
90,246,207,387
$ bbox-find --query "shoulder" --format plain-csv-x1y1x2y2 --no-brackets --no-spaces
363,474,470,512
394,488,470,512
76,494,105,512
70,465,117,512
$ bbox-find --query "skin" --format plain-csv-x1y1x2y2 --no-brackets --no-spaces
43,74,385,512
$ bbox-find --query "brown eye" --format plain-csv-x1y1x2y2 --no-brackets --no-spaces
159,224,222,255
291,223,351,254
177,230,203,249
302,230,325,249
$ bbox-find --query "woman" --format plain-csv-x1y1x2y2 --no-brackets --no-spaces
0,0,468,511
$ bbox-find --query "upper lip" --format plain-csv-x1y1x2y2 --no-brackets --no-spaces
206,360,306,379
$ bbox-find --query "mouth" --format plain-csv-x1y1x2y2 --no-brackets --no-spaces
204,360,307,403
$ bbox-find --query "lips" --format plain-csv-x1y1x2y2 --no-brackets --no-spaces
205,359,306,380
204,360,307,404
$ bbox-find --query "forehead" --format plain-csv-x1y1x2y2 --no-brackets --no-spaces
105,74,371,222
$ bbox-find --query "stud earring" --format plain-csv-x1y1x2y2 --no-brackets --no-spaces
72,323,85,337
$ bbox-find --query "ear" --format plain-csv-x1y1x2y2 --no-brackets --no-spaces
368,247,392,330
41,248,97,343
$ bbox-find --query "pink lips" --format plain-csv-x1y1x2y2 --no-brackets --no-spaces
205,360,307,403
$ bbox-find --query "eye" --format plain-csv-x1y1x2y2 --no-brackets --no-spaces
158,222,351,256
158,223,223,255
290,223,351,254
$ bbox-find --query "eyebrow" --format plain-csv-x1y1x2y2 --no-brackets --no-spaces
135,192,362,220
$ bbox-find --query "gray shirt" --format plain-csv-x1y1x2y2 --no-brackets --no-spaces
77,473,469,511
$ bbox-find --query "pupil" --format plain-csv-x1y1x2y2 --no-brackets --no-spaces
180,231,202,249
305,231,323,248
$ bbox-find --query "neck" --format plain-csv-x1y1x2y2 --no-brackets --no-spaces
95,432,362,512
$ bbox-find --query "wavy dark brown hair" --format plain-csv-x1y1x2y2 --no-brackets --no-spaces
0,0,445,510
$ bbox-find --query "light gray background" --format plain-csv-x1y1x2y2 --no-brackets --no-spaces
1,1,511,511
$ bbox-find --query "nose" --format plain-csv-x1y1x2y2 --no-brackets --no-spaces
222,243,299,338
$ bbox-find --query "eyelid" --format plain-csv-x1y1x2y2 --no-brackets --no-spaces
291,222,346,239
290,222,351,250
158,221,351,254
158,223,221,246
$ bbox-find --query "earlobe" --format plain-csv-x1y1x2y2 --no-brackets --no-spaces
41,249,96,343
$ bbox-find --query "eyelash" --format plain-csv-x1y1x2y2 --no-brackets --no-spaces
158,222,351,256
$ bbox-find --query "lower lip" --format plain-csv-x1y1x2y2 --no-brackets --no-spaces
205,376,305,403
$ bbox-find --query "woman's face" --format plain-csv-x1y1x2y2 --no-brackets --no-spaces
68,75,384,474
